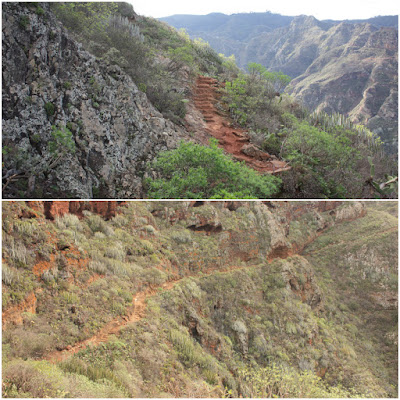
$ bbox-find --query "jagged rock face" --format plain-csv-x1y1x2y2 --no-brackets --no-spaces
2,3,185,199
148,201,366,265
286,23,398,152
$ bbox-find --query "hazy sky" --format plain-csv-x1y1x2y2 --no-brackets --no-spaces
130,0,399,20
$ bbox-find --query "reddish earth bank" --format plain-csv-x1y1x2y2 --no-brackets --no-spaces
193,76,291,174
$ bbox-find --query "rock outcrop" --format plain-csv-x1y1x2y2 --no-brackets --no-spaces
2,3,186,199
27,200,124,220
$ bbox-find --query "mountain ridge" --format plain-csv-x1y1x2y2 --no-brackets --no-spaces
161,12,398,152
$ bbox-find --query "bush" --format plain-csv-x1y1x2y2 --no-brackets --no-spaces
280,117,362,198
19,15,30,29
44,102,55,117
35,6,45,16
87,214,114,236
238,364,364,398
55,213,82,230
49,125,75,155
223,64,290,128
2,264,16,286
146,139,281,199
3,361,59,398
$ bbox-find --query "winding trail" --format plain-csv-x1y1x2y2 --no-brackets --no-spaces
193,76,290,174
27,215,391,364
46,281,176,363
45,264,261,363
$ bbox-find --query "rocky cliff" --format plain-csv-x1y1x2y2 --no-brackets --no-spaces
2,2,186,199
2,200,397,397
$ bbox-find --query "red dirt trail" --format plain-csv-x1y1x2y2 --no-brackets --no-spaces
193,76,290,174
46,281,177,363
45,264,259,363
41,221,392,363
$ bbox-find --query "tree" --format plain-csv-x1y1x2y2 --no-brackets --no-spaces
247,62,291,92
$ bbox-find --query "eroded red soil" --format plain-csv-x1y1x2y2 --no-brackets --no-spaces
45,281,177,363
193,76,290,174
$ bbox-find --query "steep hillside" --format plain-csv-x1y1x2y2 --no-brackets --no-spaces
0,2,288,199
2,201,397,397
2,3,396,199
162,13,398,152
2,2,187,199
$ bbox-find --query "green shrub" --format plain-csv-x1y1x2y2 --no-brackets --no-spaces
31,134,41,144
262,132,282,156
2,264,16,286
3,360,59,398
35,6,45,16
44,102,55,117
87,214,114,236
281,117,361,198
19,15,30,29
238,364,364,398
146,139,281,199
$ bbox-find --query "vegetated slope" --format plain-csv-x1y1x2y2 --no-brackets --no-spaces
2,201,397,397
0,2,287,200
192,76,290,173
161,13,398,153
2,3,396,199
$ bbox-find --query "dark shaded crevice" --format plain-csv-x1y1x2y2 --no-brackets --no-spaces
267,245,291,261
187,223,223,233
225,201,242,211
263,201,276,209
43,201,54,220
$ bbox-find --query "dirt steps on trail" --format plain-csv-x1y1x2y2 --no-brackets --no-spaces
193,76,290,174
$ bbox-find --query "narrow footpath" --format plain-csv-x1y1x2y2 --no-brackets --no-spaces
46,282,176,363
193,76,290,174
45,264,262,363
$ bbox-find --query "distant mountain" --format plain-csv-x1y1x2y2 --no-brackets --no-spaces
161,12,398,152
325,15,398,28
160,12,295,62
160,12,397,66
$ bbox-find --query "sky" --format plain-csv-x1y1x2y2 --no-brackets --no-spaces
130,0,399,20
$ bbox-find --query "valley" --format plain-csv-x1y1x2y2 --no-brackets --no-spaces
162,12,398,153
